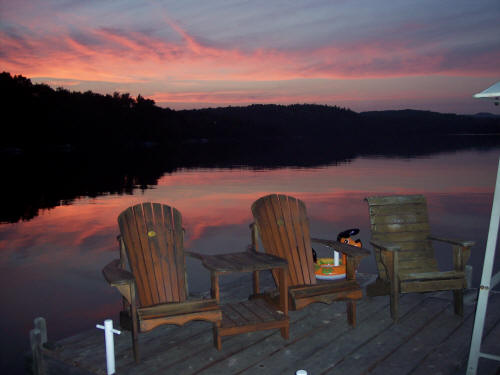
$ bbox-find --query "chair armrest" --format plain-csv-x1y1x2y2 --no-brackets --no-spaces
370,239,401,252
311,237,370,257
428,235,475,248
102,259,134,286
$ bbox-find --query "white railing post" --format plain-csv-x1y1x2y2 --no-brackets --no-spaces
466,157,500,374
96,319,121,375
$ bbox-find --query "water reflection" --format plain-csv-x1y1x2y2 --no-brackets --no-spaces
0,149,499,374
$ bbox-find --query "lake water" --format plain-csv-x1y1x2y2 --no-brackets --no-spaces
1,148,500,374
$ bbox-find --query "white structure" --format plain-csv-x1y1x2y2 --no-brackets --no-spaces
466,158,500,374
96,319,121,375
473,81,500,105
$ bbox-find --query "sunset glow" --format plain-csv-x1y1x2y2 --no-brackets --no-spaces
1,0,499,113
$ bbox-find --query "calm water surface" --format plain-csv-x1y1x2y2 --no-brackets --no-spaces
1,149,499,374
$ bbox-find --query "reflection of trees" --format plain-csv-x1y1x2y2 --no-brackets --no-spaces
1,71,499,223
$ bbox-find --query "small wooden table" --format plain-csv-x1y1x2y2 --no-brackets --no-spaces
188,249,289,349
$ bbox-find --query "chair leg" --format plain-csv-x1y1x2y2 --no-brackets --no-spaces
453,290,464,316
131,321,139,363
346,300,356,327
390,280,399,322
213,321,222,351
130,288,140,363
389,292,399,322
280,326,289,340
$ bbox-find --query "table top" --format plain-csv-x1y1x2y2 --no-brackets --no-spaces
189,249,288,274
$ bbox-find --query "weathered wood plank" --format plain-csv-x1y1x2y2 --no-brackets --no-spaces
290,280,360,298
162,204,183,302
320,297,452,375
222,304,248,327
238,293,426,374
271,194,303,285
197,301,347,374
171,206,187,300
254,196,296,285
241,299,284,322
138,298,218,319
197,251,287,273
400,270,465,281
371,231,431,243
46,274,499,375
455,316,500,375
229,302,262,324
287,195,314,285
142,203,168,303
129,305,287,375
369,206,428,222
278,195,305,284
150,203,174,302
363,296,475,375
119,207,153,306
401,278,465,293
134,203,161,306
372,222,431,233
366,195,426,206
117,323,230,374
286,294,437,375
410,292,500,375
196,294,383,374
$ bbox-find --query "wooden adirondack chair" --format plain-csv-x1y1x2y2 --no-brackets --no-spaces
365,195,475,321
102,202,222,363
250,194,370,326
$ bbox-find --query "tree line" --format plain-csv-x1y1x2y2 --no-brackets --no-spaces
1,71,499,223
2,71,499,156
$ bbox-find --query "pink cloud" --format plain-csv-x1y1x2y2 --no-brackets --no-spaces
3,17,498,88
1,8,499,114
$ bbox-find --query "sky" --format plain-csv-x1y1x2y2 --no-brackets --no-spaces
1,0,500,114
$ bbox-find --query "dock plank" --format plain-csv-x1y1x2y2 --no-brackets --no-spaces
462,317,500,375
409,291,500,375
37,275,500,375
202,299,358,374
367,297,476,375
322,297,456,375
155,304,318,374
236,294,426,374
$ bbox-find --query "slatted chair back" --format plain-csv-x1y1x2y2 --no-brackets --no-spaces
365,194,439,280
251,194,316,287
118,202,187,307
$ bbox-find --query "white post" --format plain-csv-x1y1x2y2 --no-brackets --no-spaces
334,251,340,266
96,319,121,375
466,157,500,375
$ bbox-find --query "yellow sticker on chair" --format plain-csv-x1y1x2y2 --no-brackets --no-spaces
148,230,156,238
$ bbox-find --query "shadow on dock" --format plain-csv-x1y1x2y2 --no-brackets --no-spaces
29,273,500,375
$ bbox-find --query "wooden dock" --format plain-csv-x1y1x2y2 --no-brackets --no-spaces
33,273,500,375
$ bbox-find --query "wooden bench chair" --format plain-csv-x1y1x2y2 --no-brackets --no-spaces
102,202,222,363
365,194,475,321
250,194,370,326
